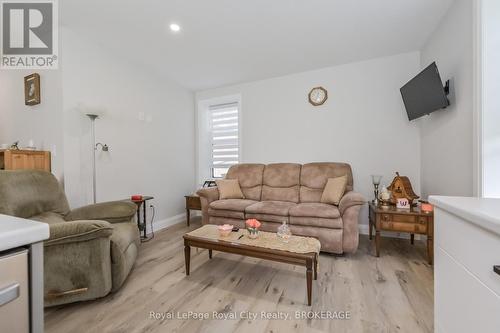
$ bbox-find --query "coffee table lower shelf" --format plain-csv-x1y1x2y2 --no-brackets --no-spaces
183,236,318,306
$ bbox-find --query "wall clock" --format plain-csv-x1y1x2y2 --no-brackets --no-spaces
308,86,328,106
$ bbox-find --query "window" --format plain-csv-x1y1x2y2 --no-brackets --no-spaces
209,102,239,178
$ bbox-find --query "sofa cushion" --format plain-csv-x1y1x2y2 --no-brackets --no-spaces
208,216,246,229
208,208,245,219
215,179,245,199
289,225,343,253
30,211,67,225
0,170,70,218
261,163,301,203
209,199,257,212
320,175,348,205
289,203,341,219
299,163,353,203
245,213,288,223
225,164,265,200
290,216,342,229
208,199,257,220
245,201,296,216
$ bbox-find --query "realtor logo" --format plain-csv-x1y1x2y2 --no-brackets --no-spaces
1,0,58,69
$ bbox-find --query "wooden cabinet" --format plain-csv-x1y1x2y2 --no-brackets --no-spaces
368,203,433,264
0,150,51,172
184,195,201,226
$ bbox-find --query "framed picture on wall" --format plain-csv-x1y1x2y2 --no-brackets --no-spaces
24,73,41,106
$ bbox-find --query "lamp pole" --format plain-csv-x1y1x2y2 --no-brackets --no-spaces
86,114,99,204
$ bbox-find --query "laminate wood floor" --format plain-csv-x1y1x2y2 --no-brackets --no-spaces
45,217,433,333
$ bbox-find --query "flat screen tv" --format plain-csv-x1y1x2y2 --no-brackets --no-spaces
400,62,450,121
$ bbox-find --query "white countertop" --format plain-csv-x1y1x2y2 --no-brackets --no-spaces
429,196,500,236
0,214,50,252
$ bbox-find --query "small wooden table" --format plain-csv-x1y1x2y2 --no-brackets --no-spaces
131,196,154,241
183,226,319,306
184,194,201,226
368,203,434,264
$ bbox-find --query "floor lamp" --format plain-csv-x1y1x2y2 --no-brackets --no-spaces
86,113,99,204
85,113,109,204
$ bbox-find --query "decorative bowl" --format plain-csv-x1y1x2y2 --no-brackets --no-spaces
217,224,233,237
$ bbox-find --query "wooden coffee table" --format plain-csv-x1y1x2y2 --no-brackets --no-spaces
183,225,319,306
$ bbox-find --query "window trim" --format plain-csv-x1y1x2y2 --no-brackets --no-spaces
197,94,242,184
209,101,240,178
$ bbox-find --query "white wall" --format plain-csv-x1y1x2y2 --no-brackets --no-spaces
196,52,422,226
61,27,196,223
0,70,64,178
419,0,474,198
482,0,500,198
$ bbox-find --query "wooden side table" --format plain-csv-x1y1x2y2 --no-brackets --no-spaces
131,196,154,241
184,194,201,226
368,203,434,264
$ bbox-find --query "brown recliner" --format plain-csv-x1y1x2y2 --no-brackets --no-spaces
0,170,140,306
197,163,366,254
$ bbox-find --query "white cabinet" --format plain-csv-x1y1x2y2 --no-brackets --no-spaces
0,214,49,333
0,250,29,333
430,196,500,333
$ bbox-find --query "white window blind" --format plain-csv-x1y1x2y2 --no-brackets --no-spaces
209,102,239,178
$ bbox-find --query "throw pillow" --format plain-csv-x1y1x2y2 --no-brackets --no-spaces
215,179,245,199
320,175,348,205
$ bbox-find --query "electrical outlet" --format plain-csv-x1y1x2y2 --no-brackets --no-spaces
138,112,145,121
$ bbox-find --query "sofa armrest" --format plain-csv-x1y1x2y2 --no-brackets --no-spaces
196,187,219,225
45,220,113,246
196,187,219,202
65,201,137,223
339,191,366,215
339,191,366,254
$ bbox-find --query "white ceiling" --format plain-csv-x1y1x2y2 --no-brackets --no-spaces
61,0,453,91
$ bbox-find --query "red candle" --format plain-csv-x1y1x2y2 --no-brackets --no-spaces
421,203,434,213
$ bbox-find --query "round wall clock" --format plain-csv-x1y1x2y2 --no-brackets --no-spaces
308,86,328,106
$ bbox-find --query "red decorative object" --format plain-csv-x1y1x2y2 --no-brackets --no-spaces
245,219,261,229
131,195,143,201
421,203,434,213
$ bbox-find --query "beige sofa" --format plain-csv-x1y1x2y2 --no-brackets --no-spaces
0,170,140,306
197,163,366,254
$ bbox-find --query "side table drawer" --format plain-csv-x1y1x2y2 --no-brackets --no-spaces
380,213,421,224
381,221,427,234
185,196,201,210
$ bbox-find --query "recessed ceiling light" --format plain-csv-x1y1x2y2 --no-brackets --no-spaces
169,23,181,32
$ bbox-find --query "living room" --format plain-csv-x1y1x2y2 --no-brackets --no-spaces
0,0,499,332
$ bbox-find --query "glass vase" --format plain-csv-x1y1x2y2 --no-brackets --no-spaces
247,227,259,239
277,221,292,242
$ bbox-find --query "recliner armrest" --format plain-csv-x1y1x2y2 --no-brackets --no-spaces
196,187,219,203
45,220,113,246
196,187,219,225
339,191,366,215
65,201,137,223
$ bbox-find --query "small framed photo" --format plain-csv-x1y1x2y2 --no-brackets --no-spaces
396,198,411,209
24,73,41,105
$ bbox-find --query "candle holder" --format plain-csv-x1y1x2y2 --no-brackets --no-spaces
371,175,383,205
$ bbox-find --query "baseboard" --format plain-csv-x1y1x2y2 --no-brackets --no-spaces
146,213,186,234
